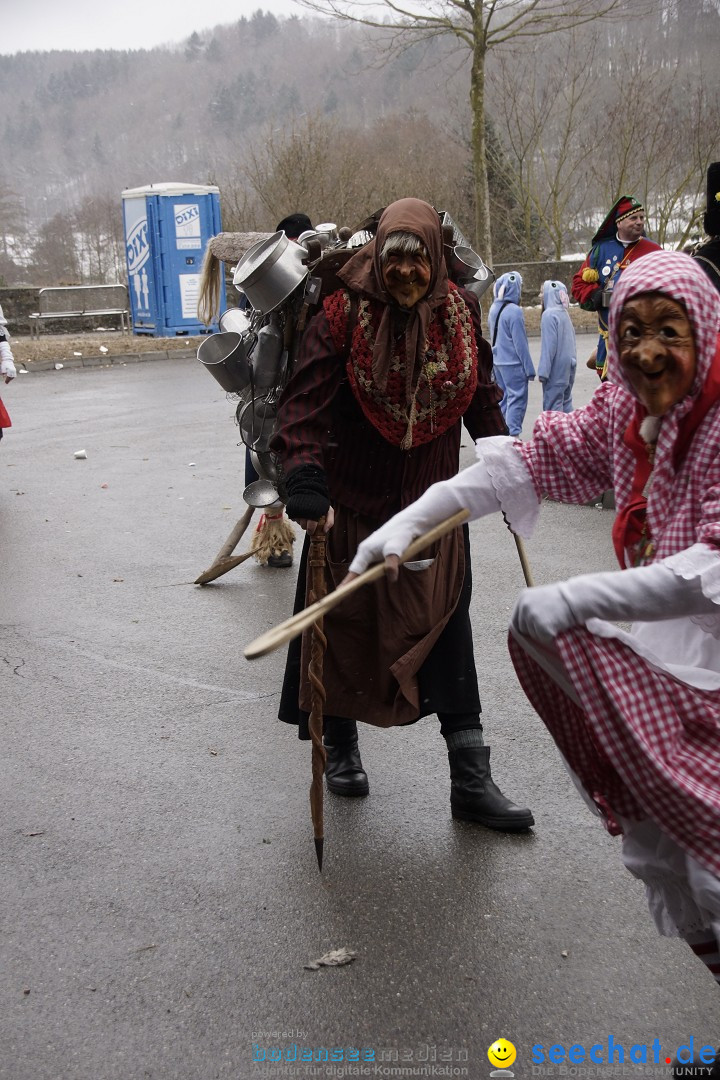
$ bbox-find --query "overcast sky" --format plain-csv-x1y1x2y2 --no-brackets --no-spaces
1,0,308,55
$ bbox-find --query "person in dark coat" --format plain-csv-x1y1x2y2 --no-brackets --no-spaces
691,161,720,296
270,198,533,832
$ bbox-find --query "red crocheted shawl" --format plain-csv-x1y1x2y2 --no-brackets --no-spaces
324,284,478,449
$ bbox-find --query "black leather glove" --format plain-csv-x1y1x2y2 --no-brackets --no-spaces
284,465,331,522
589,286,605,311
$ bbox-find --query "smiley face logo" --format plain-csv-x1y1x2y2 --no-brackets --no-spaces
488,1039,517,1070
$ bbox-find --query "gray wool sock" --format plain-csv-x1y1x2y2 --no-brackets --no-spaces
444,728,485,751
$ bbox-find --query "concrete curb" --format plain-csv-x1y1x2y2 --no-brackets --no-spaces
19,348,197,373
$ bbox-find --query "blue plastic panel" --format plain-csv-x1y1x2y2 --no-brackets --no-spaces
123,185,224,337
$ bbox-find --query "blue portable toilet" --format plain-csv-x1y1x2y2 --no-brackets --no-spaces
121,182,224,336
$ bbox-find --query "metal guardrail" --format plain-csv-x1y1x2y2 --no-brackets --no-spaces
29,284,131,338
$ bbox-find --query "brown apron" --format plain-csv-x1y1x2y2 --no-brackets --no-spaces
298,508,465,727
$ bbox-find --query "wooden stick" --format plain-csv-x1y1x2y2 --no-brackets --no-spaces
513,534,535,588
307,523,328,872
194,505,255,585
244,509,470,660
194,550,256,585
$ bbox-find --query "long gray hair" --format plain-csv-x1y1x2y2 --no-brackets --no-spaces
379,231,428,264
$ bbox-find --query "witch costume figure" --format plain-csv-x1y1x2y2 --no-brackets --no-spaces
270,197,533,832
350,251,720,1054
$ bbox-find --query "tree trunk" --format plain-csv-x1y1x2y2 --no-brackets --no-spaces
469,21,491,264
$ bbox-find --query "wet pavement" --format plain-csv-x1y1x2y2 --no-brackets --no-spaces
1,336,716,1080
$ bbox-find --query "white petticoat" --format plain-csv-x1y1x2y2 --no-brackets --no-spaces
619,816,720,939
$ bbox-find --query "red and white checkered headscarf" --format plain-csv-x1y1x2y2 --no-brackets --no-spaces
606,249,720,397
603,251,720,561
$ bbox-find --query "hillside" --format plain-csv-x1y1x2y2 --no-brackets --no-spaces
1,0,718,282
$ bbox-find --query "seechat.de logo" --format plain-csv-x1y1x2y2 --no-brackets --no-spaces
488,1038,517,1077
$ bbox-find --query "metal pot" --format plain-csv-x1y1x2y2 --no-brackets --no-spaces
450,245,495,299
238,397,278,453
232,232,309,314
463,276,495,301
449,245,486,281
248,316,285,391
250,448,279,484
219,306,252,335
314,222,340,250
197,331,253,395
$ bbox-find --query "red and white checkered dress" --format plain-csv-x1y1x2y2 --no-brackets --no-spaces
511,252,720,881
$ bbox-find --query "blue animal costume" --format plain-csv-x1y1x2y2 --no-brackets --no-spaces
488,271,535,437
538,279,576,413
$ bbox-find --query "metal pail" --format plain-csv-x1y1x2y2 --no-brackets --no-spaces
463,273,495,301
219,307,252,335
232,232,308,314
450,246,495,299
249,317,285,391
197,331,252,394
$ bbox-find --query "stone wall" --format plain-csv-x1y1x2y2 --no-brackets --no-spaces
493,259,584,300
1,259,587,336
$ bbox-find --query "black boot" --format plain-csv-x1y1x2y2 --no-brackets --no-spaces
323,739,369,796
448,740,534,832
323,717,369,797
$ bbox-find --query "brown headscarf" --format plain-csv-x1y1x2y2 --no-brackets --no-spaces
337,198,449,400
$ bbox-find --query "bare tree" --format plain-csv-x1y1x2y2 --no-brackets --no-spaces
296,0,624,261
490,27,606,258
234,111,470,233
29,212,81,286
594,43,720,248
0,180,27,260
487,2,720,256
72,195,126,282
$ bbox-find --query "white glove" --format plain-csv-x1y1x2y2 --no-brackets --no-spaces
511,560,719,644
0,345,15,382
348,459,504,575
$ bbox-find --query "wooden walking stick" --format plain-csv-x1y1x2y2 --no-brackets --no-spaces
245,509,470,660
194,505,256,585
513,534,535,588
307,522,328,871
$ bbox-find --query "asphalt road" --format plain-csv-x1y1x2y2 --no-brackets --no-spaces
1,336,716,1080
